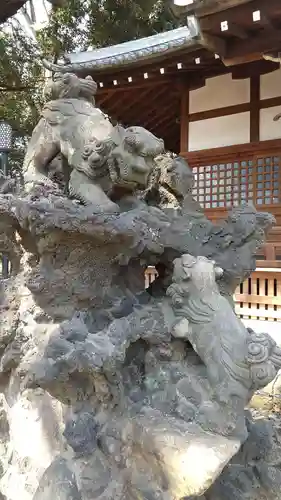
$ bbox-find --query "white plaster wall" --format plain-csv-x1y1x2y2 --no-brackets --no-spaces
260,68,281,100
189,112,250,151
260,105,281,141
189,74,250,114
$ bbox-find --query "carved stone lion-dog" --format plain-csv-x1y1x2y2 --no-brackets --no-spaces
23,72,165,213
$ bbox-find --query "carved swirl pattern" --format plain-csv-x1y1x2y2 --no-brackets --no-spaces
246,330,280,388
250,362,277,387
247,342,270,364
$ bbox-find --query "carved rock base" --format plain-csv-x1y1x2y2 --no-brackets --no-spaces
0,190,281,500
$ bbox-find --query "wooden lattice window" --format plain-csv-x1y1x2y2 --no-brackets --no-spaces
255,155,280,205
192,154,281,208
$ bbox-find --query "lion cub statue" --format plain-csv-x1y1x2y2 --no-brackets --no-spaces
168,254,281,410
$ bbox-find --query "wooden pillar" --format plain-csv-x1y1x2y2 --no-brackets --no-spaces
250,75,260,142
180,85,189,153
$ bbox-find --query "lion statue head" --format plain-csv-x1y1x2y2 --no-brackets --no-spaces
156,154,194,198
44,72,97,104
109,125,165,190
139,153,194,209
81,125,165,194
167,254,223,308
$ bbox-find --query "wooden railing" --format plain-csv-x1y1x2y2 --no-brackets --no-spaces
235,270,281,321
145,267,281,322
145,267,158,289
256,242,281,268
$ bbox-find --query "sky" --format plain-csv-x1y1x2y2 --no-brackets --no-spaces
15,0,51,40
14,0,89,54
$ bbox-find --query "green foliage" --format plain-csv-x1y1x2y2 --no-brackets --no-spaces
38,0,177,53
0,23,43,174
0,0,177,173
0,25,43,131
37,0,88,57
86,0,177,48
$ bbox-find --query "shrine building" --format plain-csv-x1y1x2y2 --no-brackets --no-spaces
64,0,281,265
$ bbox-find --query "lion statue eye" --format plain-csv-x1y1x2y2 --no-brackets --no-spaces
94,141,105,153
82,146,92,158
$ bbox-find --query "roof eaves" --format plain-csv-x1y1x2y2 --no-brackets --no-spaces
177,0,253,17
60,23,200,74
1,0,26,24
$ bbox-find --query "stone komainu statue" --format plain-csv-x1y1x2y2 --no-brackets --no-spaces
43,72,98,104
1,61,280,500
168,254,281,409
23,72,165,212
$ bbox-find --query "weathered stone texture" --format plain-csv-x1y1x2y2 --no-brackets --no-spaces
0,72,281,500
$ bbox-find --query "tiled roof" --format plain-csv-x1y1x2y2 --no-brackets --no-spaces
61,23,200,73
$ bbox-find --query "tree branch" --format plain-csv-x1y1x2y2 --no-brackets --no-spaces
0,85,41,92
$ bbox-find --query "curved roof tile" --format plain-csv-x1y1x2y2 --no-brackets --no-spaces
62,23,200,73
